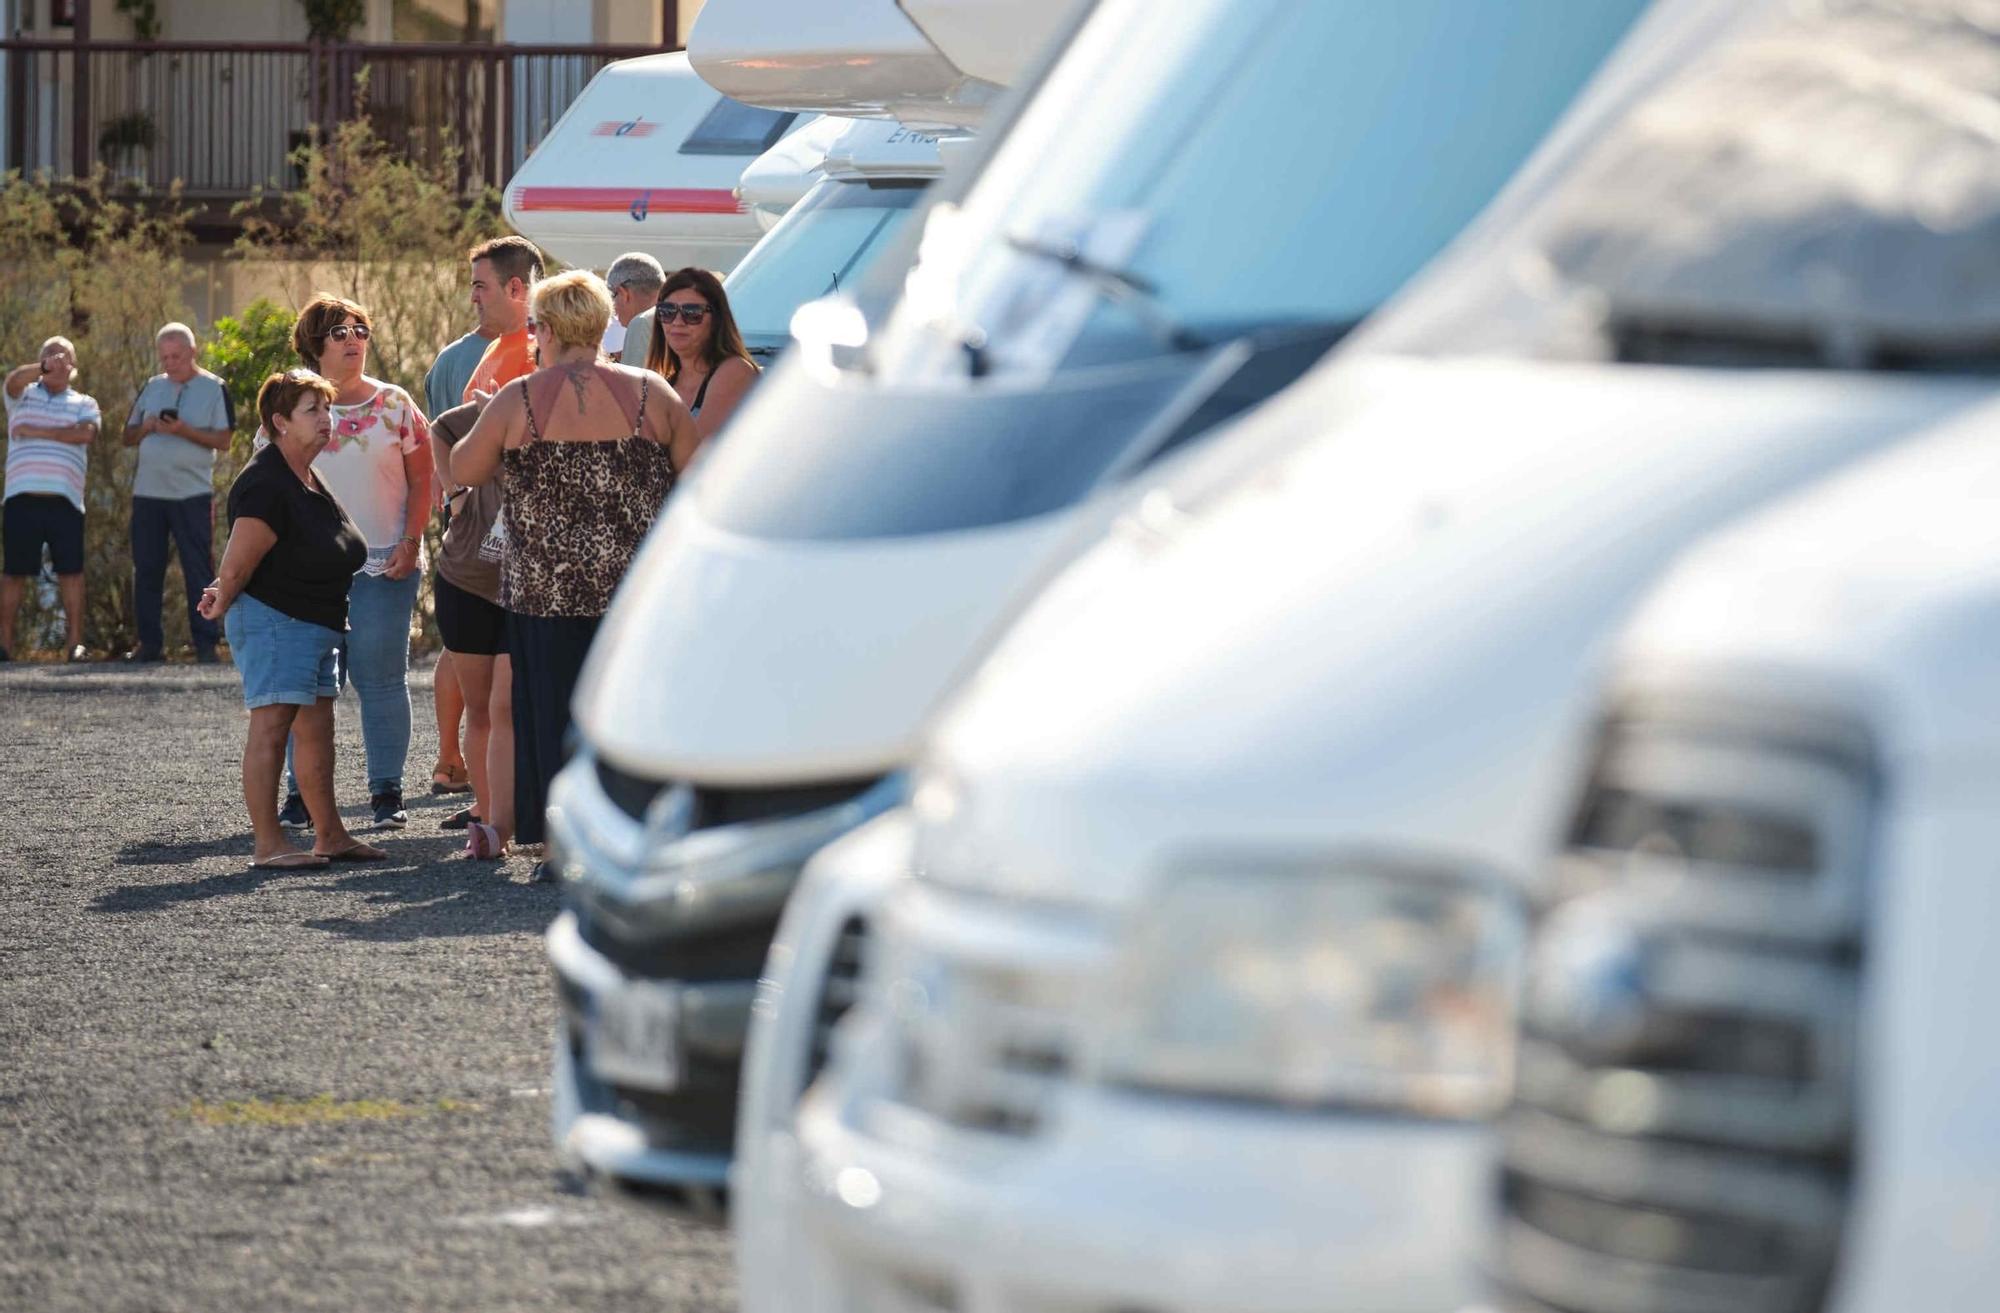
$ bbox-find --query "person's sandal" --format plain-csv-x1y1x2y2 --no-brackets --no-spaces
464,822,507,860
316,840,389,862
249,850,329,870
429,758,472,795
441,806,478,832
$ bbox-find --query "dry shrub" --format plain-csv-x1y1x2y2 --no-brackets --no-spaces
235,107,509,404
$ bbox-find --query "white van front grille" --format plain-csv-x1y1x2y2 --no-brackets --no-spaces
1494,707,1873,1313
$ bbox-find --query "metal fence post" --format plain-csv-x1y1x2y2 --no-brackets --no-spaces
69,1,90,179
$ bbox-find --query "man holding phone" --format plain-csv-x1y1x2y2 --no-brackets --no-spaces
122,322,233,662
1,336,101,662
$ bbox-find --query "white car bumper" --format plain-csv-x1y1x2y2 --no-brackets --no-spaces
791,1084,1490,1313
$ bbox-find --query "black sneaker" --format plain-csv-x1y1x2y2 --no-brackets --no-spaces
370,790,408,829
530,860,557,884
277,793,312,830
125,646,164,663
440,806,478,831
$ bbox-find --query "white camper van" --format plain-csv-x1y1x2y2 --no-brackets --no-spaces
503,51,806,274
542,0,1648,1215
787,3,2000,1311
1495,411,2000,1310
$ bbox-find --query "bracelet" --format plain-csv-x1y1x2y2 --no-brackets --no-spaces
397,536,419,547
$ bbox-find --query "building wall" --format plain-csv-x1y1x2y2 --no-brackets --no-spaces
500,0,702,45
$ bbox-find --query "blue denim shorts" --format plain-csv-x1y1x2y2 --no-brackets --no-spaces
224,592,343,709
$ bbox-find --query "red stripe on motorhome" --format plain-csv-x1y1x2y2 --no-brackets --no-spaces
510,187,743,216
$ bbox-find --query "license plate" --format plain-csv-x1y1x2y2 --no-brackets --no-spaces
587,979,683,1091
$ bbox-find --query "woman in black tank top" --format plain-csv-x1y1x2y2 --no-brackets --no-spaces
644,266,761,443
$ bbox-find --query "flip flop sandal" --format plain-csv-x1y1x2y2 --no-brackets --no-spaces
441,807,479,831
464,822,507,860
317,841,389,862
249,851,330,870
429,759,473,795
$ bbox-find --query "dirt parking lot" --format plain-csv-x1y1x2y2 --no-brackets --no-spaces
0,660,735,1313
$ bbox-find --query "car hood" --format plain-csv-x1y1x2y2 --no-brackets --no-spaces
1613,393,2000,765
909,353,1988,912
575,504,1078,785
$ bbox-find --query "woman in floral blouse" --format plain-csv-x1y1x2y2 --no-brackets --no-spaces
272,295,434,831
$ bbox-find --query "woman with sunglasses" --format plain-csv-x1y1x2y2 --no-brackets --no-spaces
269,294,434,833
644,266,760,441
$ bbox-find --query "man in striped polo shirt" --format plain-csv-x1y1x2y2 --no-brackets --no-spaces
1,336,101,662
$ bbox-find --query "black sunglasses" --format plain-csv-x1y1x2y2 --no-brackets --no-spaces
656,301,709,325
326,323,372,342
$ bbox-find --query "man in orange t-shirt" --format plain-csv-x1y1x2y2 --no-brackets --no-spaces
463,235,543,402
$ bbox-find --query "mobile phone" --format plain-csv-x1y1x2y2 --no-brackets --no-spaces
158,408,179,422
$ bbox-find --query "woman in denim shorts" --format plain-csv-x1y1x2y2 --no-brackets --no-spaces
197,371,387,869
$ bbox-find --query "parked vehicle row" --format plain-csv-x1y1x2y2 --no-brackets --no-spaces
514,0,2000,1310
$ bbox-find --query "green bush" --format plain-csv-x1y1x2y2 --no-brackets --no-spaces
208,298,298,449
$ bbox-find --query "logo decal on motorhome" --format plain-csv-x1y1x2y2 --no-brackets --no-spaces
592,119,658,137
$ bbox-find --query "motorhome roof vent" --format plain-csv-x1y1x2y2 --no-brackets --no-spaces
680,101,801,157
1543,0,2000,360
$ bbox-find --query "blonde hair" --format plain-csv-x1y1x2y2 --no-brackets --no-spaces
529,270,613,353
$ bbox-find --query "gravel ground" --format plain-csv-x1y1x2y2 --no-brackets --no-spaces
0,659,736,1313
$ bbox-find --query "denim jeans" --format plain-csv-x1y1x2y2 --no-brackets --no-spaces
131,494,219,652
287,568,418,797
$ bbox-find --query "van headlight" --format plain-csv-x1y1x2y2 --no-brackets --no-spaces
1090,861,1524,1119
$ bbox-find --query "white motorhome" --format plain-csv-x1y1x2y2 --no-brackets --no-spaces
543,0,1647,1218
1495,408,2000,1310
541,0,1077,1205
503,51,806,273
785,3,2000,1311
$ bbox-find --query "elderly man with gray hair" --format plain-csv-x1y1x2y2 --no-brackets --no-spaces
122,321,234,662
605,251,665,367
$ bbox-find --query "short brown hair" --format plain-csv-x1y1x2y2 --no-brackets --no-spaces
292,294,371,367
528,270,614,353
470,235,543,290
257,368,337,434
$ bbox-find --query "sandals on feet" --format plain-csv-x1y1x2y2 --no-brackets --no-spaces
316,840,389,862
429,758,472,795
249,850,329,870
464,821,507,860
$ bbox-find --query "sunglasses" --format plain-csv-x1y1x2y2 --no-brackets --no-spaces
326,324,372,343
656,301,710,325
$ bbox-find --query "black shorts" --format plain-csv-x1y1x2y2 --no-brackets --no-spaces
3,493,84,576
435,573,507,655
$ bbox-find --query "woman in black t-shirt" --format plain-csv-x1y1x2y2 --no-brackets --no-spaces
197,370,387,869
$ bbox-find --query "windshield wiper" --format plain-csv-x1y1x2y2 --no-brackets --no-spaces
1004,232,1208,353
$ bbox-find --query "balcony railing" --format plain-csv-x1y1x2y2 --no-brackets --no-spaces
0,39,665,199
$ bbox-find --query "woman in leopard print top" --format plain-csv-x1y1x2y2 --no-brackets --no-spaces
452,270,702,867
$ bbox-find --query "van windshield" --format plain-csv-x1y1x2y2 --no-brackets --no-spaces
868,0,1646,380
726,179,926,357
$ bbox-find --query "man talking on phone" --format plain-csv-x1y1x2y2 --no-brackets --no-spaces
1,336,100,662
122,322,233,663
